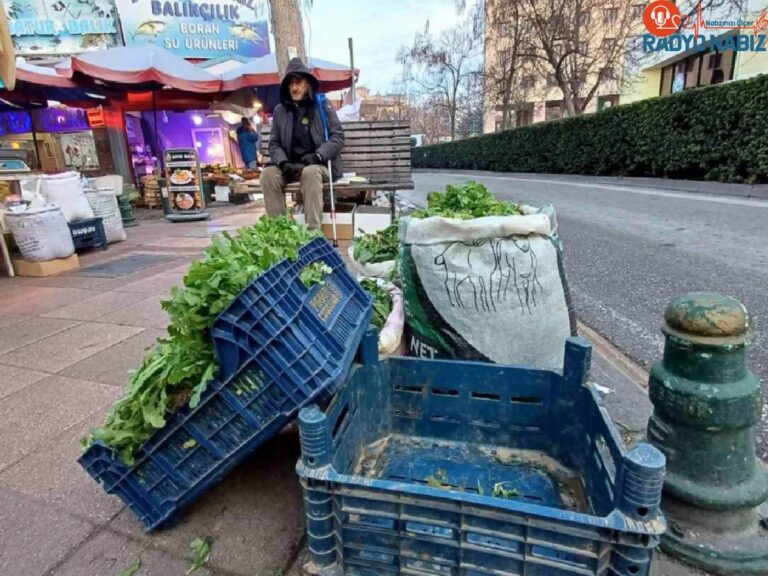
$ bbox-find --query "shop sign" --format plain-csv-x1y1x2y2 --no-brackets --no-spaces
114,0,270,59
5,0,121,56
672,72,685,93
0,111,33,135
34,107,91,132
164,148,206,214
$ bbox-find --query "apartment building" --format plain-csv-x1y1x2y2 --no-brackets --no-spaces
484,1,768,133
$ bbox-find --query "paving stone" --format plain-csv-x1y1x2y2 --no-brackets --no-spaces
0,322,143,373
11,275,109,290
0,314,27,329
97,296,169,329
0,415,124,524
92,260,187,292
42,290,149,321
109,432,305,576
113,272,186,295
0,364,49,400
0,316,79,355
0,286,102,316
49,530,214,576
0,487,95,576
0,375,119,472
60,329,165,387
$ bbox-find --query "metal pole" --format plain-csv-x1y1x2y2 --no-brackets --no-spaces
152,91,161,172
28,110,41,169
348,37,356,103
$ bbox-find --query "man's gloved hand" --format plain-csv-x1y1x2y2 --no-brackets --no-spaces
279,162,303,179
301,152,323,166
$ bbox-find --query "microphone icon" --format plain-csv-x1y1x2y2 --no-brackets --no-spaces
653,7,670,27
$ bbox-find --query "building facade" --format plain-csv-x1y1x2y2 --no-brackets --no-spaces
483,0,645,133
484,1,768,133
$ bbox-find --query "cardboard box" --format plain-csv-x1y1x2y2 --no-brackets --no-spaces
354,206,392,237
294,203,356,241
12,253,80,277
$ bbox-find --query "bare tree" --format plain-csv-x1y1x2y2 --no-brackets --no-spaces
398,7,483,140
508,0,754,118
515,0,641,117
484,0,534,130
457,70,485,137
269,0,307,75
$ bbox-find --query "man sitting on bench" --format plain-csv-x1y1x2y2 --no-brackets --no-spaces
261,58,345,230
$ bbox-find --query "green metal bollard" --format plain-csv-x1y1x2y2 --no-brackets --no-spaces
647,292,768,575
118,187,138,227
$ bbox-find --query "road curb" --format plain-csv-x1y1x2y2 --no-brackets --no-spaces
577,321,649,389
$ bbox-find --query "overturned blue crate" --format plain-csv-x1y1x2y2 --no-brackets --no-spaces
297,333,666,576
80,238,372,531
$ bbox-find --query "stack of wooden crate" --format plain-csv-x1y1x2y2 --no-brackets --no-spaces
140,175,162,209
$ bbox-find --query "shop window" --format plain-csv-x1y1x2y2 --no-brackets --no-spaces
708,52,722,69
192,128,228,166
545,101,564,121
604,8,618,24
521,75,536,90
660,65,674,96
516,108,533,126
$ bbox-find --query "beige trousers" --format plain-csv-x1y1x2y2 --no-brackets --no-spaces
260,164,328,230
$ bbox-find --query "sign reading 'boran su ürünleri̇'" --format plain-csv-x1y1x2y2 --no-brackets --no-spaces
114,0,270,59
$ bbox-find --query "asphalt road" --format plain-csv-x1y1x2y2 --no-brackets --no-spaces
404,171,768,459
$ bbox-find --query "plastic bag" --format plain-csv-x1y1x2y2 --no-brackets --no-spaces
347,245,396,279
379,284,404,356
39,172,94,222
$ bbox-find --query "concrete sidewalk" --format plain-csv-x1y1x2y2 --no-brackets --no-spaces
0,203,701,576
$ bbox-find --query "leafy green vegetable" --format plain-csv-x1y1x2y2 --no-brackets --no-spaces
118,559,141,576
182,439,197,450
413,182,521,219
300,262,332,288
86,216,321,463
359,279,392,329
187,538,211,574
352,224,399,264
492,482,519,499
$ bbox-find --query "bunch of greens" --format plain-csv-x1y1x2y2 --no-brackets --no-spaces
86,216,322,463
352,223,399,264
413,182,521,219
359,278,392,329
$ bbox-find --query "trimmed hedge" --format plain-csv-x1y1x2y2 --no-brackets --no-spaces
413,74,768,183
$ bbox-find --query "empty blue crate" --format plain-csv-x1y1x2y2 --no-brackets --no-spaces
80,238,372,531
297,333,666,576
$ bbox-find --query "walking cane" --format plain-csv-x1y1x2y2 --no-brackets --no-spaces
315,94,339,247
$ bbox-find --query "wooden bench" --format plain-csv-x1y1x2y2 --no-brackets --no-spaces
248,120,414,219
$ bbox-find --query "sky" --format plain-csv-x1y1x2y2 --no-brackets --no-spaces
301,0,467,94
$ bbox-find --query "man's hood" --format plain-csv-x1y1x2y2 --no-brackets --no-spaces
280,58,320,105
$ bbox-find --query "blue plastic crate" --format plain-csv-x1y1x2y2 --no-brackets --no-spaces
80,238,372,531
297,332,666,576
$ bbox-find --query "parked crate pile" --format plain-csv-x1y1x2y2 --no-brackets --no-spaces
79,238,373,530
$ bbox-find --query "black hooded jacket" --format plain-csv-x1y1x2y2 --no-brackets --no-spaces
268,58,344,180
